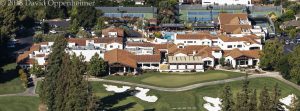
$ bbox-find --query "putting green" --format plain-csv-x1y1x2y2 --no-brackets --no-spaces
141,73,229,87
105,70,245,87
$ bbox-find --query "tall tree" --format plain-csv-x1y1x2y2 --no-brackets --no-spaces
260,38,284,70
271,83,283,110
249,89,257,111
64,54,91,110
289,46,300,84
235,76,251,111
70,6,101,30
0,5,21,44
41,36,92,110
88,53,107,77
157,0,178,24
258,86,272,111
277,54,291,79
241,75,250,109
221,85,234,111
41,36,67,111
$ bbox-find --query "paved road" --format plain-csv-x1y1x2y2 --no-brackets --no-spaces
89,72,300,92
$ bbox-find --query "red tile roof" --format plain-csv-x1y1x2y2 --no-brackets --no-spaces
94,38,123,44
126,42,155,47
168,45,215,58
219,34,260,44
67,38,87,46
224,49,260,59
16,44,41,63
219,13,252,34
104,49,137,68
135,54,161,63
102,27,124,37
176,33,216,40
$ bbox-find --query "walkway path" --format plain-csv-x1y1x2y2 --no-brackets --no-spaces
89,72,300,92
1,71,300,96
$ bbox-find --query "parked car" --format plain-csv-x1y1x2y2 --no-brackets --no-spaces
49,30,57,34
296,39,300,44
285,40,290,45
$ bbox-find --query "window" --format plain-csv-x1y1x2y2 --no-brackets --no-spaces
237,45,242,48
227,45,232,48
184,41,186,43
187,41,193,43
202,42,205,45
238,59,248,65
110,45,113,48
194,41,196,43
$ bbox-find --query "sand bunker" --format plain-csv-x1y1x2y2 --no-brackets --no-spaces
103,84,131,93
134,87,158,103
203,96,222,111
280,94,298,111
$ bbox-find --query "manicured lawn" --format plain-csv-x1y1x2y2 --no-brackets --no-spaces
0,96,39,111
91,77,300,111
104,70,245,87
0,63,26,94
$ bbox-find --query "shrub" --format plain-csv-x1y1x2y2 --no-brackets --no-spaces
18,69,28,88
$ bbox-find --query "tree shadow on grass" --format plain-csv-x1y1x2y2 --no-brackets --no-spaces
0,68,19,83
93,90,138,111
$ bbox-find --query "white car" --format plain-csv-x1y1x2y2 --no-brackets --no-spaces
49,30,57,34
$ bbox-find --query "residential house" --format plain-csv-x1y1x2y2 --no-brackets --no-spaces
104,49,138,75
217,34,262,50
167,45,222,67
280,14,300,30
136,54,161,70
17,42,53,69
67,38,124,61
223,49,260,68
218,13,267,38
174,33,217,46
174,32,262,51
164,56,205,72
104,49,162,74
102,27,125,38
125,42,155,55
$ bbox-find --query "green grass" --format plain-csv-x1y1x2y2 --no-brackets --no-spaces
0,96,39,111
104,70,245,87
0,63,26,94
91,77,300,111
